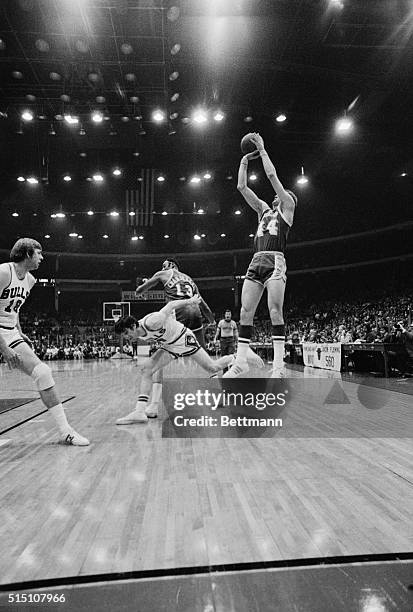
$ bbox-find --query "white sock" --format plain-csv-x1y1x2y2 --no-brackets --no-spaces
49,403,70,435
272,337,285,370
135,394,149,410
150,383,162,405
237,338,250,362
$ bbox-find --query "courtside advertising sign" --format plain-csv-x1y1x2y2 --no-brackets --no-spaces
303,342,342,371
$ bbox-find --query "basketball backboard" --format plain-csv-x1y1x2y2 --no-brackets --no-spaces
102,301,130,322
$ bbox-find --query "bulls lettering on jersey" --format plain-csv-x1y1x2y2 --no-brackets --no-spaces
254,206,290,254
0,263,34,327
164,269,198,301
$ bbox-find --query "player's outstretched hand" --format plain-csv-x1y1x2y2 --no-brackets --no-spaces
188,295,202,306
250,133,265,151
242,150,260,163
2,346,21,369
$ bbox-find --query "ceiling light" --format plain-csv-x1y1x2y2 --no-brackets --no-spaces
249,233,254,237
21,110,34,122
297,166,309,186
249,173,257,181
152,110,165,123
26,177,38,184
244,116,253,123
235,210,241,215
400,172,407,177
192,109,208,124
12,211,19,217
121,43,133,55
201,233,206,238
335,116,353,134
17,176,25,182
64,114,78,125
170,93,179,102
78,235,83,239
213,111,224,122
157,175,165,182
91,111,103,123
44,234,50,239
138,235,144,240
92,173,104,182
63,175,71,182
87,210,94,216
129,211,136,216
194,234,201,240
112,168,122,176
69,232,78,238
110,211,119,217
102,234,109,239
121,116,130,122
164,234,170,239
190,176,201,184
276,113,287,123
203,172,211,179
162,211,168,215
170,43,181,55
169,71,179,81
131,235,139,241
56,212,66,218
198,209,204,214
220,233,226,237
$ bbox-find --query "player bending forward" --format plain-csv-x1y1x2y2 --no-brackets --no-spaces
115,296,240,424
0,239,89,445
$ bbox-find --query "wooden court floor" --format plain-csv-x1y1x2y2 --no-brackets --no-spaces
0,359,412,585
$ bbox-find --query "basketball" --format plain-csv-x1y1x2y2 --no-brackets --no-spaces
240,133,257,154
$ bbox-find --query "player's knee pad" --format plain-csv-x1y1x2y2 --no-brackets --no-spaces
31,363,55,391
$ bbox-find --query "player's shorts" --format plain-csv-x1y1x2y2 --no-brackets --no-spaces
220,337,236,356
173,302,203,332
159,327,201,359
0,325,27,350
245,251,287,286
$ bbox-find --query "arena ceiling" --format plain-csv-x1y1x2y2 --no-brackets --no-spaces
0,0,412,254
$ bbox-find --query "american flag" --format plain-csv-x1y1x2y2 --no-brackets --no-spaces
125,168,155,227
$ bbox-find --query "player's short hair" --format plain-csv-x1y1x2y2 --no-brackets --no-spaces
225,309,232,314
162,257,179,270
272,190,298,207
114,315,138,335
10,238,42,262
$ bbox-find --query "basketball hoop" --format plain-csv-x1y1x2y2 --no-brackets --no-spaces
113,313,121,323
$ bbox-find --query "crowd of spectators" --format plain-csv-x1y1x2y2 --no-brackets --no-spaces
0,294,411,371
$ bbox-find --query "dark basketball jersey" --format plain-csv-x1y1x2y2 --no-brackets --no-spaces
164,269,198,301
254,206,290,254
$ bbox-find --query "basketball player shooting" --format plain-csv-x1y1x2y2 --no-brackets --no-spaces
114,296,234,424
0,239,89,445
224,133,298,378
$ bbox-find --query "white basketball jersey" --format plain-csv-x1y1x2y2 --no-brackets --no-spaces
139,312,185,344
0,263,34,328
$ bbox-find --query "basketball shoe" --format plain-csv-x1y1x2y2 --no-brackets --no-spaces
145,403,160,418
223,359,249,378
116,405,148,424
61,429,89,446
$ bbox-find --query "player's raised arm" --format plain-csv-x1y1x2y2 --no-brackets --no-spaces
237,151,268,217
135,270,165,294
251,133,296,223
